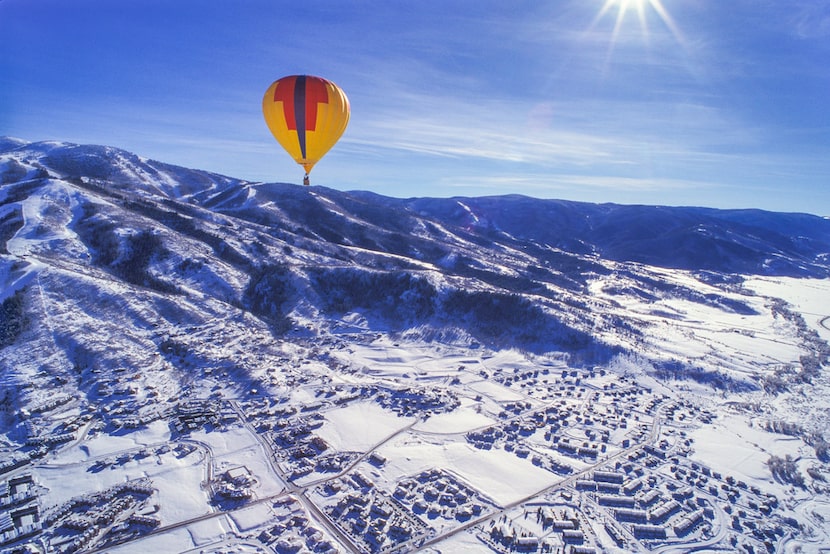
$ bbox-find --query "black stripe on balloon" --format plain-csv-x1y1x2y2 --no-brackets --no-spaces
294,76,307,159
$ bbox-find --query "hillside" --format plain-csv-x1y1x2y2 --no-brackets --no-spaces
1,138,829,553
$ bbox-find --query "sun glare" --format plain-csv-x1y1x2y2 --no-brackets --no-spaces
592,0,683,52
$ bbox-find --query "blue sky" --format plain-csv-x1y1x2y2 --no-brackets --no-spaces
2,0,829,215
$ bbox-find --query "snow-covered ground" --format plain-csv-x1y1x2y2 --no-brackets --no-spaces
7,276,829,552
3,141,830,553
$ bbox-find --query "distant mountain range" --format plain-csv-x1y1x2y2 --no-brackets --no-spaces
2,138,829,415
4,138,829,279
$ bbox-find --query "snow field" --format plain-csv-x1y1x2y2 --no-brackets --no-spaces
745,276,830,342
689,413,808,500
467,380,525,402
413,398,495,434
589,270,817,379
227,502,274,532
317,400,416,452
57,420,172,463
377,437,562,506
36,443,209,524
106,527,199,553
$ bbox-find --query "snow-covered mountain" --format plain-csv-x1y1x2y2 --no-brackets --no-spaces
2,138,829,553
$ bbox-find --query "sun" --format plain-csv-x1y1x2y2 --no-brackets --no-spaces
592,0,683,50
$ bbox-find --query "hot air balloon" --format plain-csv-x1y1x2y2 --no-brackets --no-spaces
262,75,350,185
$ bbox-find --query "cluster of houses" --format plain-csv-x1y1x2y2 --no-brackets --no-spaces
266,414,335,482
40,478,157,552
392,468,490,524
577,448,791,552
256,497,340,554
469,435,794,554
22,403,93,449
0,456,30,477
24,431,74,448
26,394,74,416
113,407,167,430
479,506,596,554
172,398,236,433
454,369,791,554
234,397,358,486
374,385,460,418
0,474,40,548
469,369,664,456
239,396,302,431
574,467,709,541
321,470,430,553
213,466,255,502
465,393,644,471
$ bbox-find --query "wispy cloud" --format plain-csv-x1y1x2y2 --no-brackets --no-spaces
773,0,830,39
342,81,761,173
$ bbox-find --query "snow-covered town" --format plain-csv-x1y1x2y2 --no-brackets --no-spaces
3,327,829,553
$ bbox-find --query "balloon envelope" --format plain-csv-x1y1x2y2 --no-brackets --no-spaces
262,75,350,175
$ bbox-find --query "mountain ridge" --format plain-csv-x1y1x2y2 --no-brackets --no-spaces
5,138,829,275
2,137,829,394
1,137,827,400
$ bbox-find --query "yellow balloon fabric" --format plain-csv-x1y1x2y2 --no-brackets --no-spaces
262,75,350,176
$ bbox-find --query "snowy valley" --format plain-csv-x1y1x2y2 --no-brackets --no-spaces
1,138,830,553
